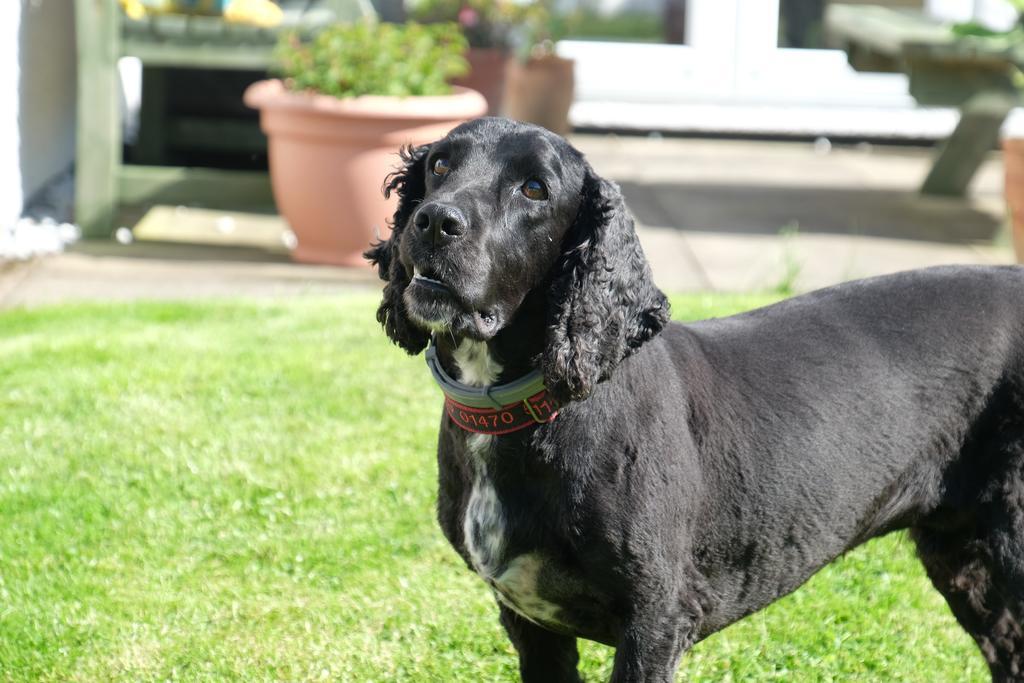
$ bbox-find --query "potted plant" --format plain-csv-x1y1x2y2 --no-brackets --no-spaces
502,1,576,136
409,0,523,116
244,21,486,267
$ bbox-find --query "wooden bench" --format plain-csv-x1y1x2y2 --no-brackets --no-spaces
825,3,1021,197
74,0,375,238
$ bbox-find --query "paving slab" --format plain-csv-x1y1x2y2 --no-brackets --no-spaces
131,205,291,252
0,242,379,310
572,134,1015,293
675,231,1012,293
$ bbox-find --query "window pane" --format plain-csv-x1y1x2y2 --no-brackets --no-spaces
778,0,925,49
560,0,687,45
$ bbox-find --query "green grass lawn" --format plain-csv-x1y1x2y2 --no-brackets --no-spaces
0,294,987,682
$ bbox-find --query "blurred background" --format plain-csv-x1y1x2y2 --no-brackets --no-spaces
2,0,1023,303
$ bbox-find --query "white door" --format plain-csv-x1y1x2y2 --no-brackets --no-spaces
731,0,910,106
559,0,972,137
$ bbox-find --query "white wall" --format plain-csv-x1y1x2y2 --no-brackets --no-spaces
0,2,22,228
0,0,77,228
19,0,77,205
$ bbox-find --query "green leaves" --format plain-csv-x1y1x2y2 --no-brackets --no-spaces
950,20,1022,40
272,21,470,99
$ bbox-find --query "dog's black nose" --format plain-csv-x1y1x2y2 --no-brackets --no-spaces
414,203,466,246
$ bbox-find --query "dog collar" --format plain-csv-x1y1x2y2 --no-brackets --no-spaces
425,342,559,435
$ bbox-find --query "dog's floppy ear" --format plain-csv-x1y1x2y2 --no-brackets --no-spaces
543,166,670,402
364,143,432,355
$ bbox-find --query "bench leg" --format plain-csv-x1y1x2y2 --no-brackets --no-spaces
921,90,1016,197
75,0,122,238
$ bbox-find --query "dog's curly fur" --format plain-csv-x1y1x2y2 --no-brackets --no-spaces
543,170,670,402
367,144,432,355
368,117,1024,682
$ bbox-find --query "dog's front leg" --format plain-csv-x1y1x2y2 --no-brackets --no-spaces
499,604,583,683
610,599,696,683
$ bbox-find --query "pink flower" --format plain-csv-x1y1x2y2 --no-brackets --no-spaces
458,6,479,27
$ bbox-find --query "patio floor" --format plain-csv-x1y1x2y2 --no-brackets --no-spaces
0,133,1014,309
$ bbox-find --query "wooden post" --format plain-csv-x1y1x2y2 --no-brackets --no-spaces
74,0,122,238
921,90,1017,197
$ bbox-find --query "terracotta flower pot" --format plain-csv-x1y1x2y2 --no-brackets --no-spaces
244,79,487,267
453,47,511,117
502,54,575,137
1004,138,1024,263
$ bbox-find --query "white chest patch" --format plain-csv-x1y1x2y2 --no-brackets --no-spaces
492,553,565,627
453,339,502,453
452,341,564,627
463,467,505,576
452,339,501,387
455,340,505,573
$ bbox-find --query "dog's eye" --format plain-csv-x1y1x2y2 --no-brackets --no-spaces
432,157,451,176
521,179,547,201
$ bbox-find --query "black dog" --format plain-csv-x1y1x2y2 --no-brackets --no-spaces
366,117,1024,682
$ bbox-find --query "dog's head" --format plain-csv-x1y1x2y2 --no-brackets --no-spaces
366,117,668,402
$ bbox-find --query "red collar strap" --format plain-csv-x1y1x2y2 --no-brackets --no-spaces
425,341,560,436
444,390,560,435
